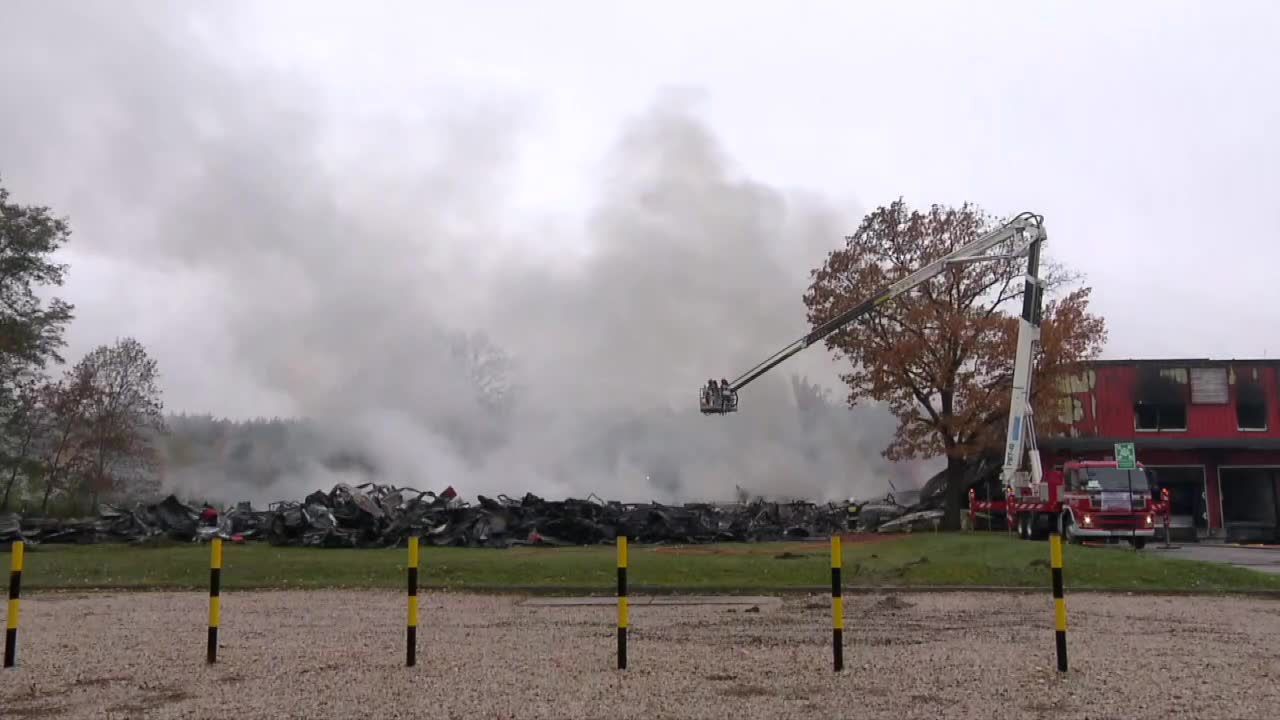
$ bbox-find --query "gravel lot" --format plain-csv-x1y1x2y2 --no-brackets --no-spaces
3,589,1279,719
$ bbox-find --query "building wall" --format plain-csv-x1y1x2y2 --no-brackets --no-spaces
1045,361,1280,537
1055,363,1280,440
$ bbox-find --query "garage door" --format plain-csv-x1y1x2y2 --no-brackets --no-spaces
1219,467,1280,543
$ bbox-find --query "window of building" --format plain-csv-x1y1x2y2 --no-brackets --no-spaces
1136,402,1188,430
1134,366,1188,431
1190,367,1229,404
1236,372,1268,430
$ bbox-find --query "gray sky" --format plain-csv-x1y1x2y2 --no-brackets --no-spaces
2,1,1278,501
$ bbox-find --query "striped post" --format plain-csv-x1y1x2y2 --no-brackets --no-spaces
617,535,628,670
831,535,844,672
4,541,23,668
1049,531,1068,672
407,536,419,667
207,538,222,664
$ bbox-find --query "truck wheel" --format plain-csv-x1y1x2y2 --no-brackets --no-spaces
1132,538,1147,550
1018,515,1029,540
1029,513,1045,541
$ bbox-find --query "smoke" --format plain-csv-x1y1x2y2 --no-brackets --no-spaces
0,2,942,505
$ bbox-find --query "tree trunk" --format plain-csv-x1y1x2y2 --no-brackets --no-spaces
2,433,34,512
1,458,20,511
40,476,55,514
941,453,967,530
1,472,15,511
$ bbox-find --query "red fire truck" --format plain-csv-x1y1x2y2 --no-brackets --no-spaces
971,461,1170,548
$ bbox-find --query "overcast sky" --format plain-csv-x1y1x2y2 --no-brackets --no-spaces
3,0,1279,420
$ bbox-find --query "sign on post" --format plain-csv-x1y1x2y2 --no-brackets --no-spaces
1114,442,1136,469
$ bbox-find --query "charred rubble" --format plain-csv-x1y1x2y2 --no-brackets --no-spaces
1,471,972,548
0,496,269,546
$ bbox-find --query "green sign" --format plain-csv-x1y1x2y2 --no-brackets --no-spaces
1115,442,1136,469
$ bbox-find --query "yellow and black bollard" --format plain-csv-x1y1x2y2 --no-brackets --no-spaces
5,540,23,668
207,537,222,664
1049,531,1068,672
617,535,628,670
407,536,419,667
831,535,844,672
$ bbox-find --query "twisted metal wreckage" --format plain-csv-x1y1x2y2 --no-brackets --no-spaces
0,478,951,548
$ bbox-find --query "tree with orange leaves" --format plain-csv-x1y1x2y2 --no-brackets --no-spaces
804,199,1107,529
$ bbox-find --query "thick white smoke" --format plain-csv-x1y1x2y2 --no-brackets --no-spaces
0,2,942,506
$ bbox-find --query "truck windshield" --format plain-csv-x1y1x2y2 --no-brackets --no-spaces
1082,468,1149,492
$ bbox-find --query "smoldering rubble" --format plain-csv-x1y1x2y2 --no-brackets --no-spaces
0,478,951,548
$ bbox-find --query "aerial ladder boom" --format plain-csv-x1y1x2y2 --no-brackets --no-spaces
700,211,1049,493
999,229,1047,491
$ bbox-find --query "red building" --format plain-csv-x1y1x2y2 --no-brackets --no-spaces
1040,358,1280,542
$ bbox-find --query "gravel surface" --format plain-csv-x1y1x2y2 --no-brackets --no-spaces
4,589,1279,719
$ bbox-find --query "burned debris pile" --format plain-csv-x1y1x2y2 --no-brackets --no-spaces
0,497,269,546
243,483,857,548
1,480,943,548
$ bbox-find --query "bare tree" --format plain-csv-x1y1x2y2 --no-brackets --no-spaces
70,338,167,511
790,374,833,433
449,330,515,415
34,373,93,513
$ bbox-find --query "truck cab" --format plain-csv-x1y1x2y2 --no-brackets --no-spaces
1057,460,1156,547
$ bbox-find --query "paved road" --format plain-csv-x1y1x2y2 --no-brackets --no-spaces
1148,543,1280,575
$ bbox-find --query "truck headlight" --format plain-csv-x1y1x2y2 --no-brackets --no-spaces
1082,514,1092,526
1145,514,1153,526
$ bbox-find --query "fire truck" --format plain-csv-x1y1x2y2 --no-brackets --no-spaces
699,210,1170,544
971,461,1167,548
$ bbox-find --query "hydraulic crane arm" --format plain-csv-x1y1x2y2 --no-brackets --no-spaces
700,211,1047,416
999,222,1047,490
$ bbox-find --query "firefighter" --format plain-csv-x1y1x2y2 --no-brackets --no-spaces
846,499,862,530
